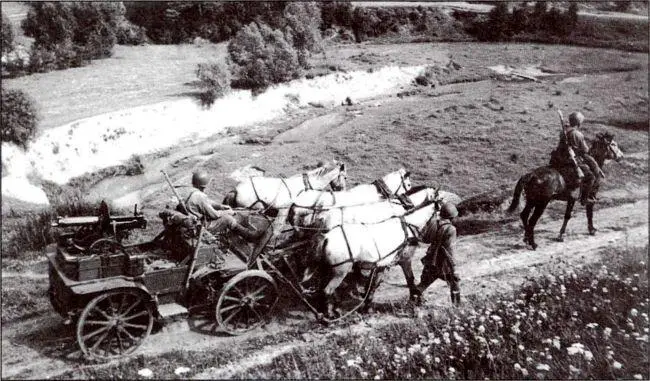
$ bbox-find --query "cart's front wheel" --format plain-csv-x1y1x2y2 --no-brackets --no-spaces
77,290,153,360
216,270,278,335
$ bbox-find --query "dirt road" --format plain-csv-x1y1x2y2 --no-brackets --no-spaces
2,189,646,379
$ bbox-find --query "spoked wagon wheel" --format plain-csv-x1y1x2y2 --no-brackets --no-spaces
216,270,278,336
76,290,153,360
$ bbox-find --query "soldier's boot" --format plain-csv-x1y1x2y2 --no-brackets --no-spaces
231,223,264,242
412,265,437,305
579,172,596,205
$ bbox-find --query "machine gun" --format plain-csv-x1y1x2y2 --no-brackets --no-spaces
52,200,147,252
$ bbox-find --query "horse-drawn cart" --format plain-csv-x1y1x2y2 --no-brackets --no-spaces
46,206,375,360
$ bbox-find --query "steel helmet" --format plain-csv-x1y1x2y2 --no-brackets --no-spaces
568,111,584,127
439,202,458,219
191,170,211,188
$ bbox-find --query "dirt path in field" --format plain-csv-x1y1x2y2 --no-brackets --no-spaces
2,189,647,379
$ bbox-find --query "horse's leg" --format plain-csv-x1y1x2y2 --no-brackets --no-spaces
526,201,549,250
520,201,534,244
362,268,385,313
586,203,597,235
323,263,353,318
557,199,576,242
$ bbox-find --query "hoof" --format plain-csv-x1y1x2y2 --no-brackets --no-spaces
529,242,538,250
555,236,564,242
588,227,597,236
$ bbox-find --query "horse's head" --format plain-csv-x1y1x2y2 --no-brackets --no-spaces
591,132,624,163
328,162,347,191
306,161,347,191
382,168,412,196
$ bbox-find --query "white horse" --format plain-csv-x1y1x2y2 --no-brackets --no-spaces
310,199,439,317
287,168,412,232
222,162,347,210
310,185,438,232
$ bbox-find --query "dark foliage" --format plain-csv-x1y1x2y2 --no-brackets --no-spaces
1,13,14,53
0,87,39,149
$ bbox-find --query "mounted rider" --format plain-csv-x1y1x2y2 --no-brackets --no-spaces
412,202,461,306
186,170,264,242
550,111,603,205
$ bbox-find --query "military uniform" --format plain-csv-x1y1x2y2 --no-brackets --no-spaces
556,124,601,204
186,189,239,234
416,217,461,305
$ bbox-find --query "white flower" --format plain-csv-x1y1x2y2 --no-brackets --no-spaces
478,325,485,334
526,357,533,363
612,361,623,369
602,287,609,293
374,375,381,380
631,308,639,317
569,365,581,374
634,374,643,380
521,368,529,377
584,350,594,361
435,357,441,363
536,363,551,371
138,369,154,378
449,367,456,373
514,363,522,370
553,338,561,350
491,315,502,322
174,367,190,375
586,322,598,329
604,327,612,337
420,368,426,374
518,344,525,351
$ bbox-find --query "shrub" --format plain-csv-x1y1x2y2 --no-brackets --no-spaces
0,87,39,149
283,2,323,68
196,60,231,106
21,2,122,72
1,13,14,54
115,19,148,45
228,22,300,92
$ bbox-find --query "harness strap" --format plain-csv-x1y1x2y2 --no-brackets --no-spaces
397,193,415,210
248,177,269,209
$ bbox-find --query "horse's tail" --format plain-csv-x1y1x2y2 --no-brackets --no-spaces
223,190,237,207
507,173,530,214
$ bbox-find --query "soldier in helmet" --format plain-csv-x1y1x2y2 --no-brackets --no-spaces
556,111,603,205
185,170,262,241
411,202,461,306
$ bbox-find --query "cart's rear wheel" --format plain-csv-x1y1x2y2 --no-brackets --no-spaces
216,270,278,335
76,290,153,360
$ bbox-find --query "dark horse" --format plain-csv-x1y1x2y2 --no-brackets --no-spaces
507,132,624,249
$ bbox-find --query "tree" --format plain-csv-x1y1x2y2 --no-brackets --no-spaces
1,87,39,150
483,2,512,41
21,2,122,71
283,2,323,68
228,22,300,92
1,14,14,54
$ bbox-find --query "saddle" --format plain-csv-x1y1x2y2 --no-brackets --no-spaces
549,148,585,189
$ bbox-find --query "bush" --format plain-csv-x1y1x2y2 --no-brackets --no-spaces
21,2,123,72
116,19,148,45
228,22,301,93
0,87,39,149
1,14,14,54
196,60,231,106
283,2,323,68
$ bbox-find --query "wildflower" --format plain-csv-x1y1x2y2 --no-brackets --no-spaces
567,343,584,355
433,337,441,345
569,365,580,374
546,354,552,361
632,287,638,291
174,367,190,375
408,344,422,355
560,284,566,294
491,315,502,322
374,375,381,380
518,344,525,351
435,357,440,363
634,374,643,380
449,367,456,374
478,325,485,334
612,361,623,369
138,369,154,378
490,338,499,345
536,363,551,371
604,327,612,337
631,308,639,317
602,287,608,293
586,322,598,329
552,338,561,349
526,357,533,363
584,350,594,361
592,306,598,312
521,368,529,377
